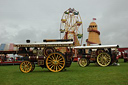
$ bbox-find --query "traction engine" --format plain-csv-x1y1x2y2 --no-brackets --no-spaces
74,45,119,67
14,39,73,73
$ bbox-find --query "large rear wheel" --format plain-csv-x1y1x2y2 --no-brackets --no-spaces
46,52,66,72
97,52,111,67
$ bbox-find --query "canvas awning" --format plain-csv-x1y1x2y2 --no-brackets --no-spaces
0,43,17,54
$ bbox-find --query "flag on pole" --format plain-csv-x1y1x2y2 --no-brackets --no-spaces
93,18,96,20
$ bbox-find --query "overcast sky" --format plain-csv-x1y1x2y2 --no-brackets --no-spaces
0,0,128,47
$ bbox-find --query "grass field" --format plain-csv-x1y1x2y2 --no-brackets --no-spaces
0,59,128,85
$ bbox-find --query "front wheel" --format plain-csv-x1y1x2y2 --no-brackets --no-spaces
97,52,111,67
19,61,33,73
78,58,90,67
46,52,66,72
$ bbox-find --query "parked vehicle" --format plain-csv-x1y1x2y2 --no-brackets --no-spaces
74,45,119,67
14,39,73,73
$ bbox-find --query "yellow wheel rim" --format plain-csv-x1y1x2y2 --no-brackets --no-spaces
46,52,65,72
97,53,111,67
19,61,32,73
78,58,88,67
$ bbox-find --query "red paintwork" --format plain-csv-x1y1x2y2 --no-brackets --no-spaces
123,49,128,62
117,48,128,58
73,57,78,62
0,60,22,65
0,61,22,64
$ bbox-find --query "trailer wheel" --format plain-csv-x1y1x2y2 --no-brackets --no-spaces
46,52,66,72
78,58,89,67
19,61,32,73
97,52,111,67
